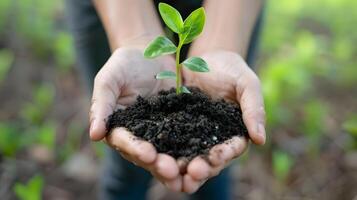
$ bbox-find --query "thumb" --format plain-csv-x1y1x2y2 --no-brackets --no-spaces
236,73,266,145
89,73,120,141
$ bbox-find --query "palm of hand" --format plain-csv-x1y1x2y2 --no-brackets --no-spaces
178,50,266,193
90,47,185,191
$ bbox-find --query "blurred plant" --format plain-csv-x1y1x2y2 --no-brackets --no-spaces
0,0,11,33
0,49,14,85
272,151,294,181
261,0,357,184
343,115,357,136
93,142,105,159
301,100,328,154
13,175,44,200
343,115,357,149
21,84,55,125
58,122,82,162
260,0,357,131
260,56,312,126
35,122,56,150
15,0,60,57
54,32,75,73
0,123,22,157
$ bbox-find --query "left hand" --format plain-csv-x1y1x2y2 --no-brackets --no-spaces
181,50,266,193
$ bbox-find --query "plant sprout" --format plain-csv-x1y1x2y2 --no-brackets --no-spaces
144,3,209,94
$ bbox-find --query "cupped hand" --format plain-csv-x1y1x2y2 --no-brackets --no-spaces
89,45,183,191
182,50,266,193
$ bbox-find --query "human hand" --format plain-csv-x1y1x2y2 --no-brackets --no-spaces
89,45,183,191
181,50,266,193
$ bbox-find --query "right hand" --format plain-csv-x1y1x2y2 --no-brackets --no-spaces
89,45,183,191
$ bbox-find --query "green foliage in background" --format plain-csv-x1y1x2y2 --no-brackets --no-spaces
0,0,11,33
273,151,294,181
58,122,83,162
0,0,75,69
0,49,14,84
261,0,357,180
302,100,329,154
21,84,55,125
16,0,58,56
14,175,44,200
54,32,76,73
344,115,357,137
35,122,56,150
0,123,22,157
343,115,357,150
261,0,357,127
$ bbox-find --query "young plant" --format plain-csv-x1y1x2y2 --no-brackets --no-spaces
144,3,209,94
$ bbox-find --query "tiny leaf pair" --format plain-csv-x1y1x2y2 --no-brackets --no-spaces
144,3,209,94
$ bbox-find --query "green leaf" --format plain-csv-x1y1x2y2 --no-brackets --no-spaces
156,71,176,79
182,57,209,72
182,7,205,44
180,86,191,94
158,3,183,33
144,36,177,58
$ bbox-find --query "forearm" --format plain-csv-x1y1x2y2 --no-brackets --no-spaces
189,0,263,58
93,0,163,50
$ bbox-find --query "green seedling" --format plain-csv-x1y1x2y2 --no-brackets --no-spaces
144,3,209,94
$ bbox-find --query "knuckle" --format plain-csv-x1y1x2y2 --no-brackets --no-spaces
210,168,220,177
244,107,258,119
94,73,108,87
249,73,261,88
259,106,267,118
135,142,149,156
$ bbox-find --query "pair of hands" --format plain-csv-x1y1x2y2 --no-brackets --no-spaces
89,43,266,193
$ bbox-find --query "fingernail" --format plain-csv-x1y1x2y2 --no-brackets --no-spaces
257,123,266,143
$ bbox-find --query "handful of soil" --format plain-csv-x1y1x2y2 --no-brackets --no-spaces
106,88,248,160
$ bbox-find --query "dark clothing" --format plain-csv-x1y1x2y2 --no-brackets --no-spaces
65,1,263,199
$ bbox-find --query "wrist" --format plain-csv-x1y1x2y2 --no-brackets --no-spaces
113,33,162,50
188,48,242,60
188,38,246,58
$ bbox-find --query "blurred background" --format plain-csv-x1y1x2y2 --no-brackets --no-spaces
0,0,356,199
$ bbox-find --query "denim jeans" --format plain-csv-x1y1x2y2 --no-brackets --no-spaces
65,0,263,199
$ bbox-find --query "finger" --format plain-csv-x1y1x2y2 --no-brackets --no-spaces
208,136,248,166
163,176,183,192
118,151,136,165
207,144,233,167
90,71,120,141
119,150,182,193
183,174,205,194
105,128,157,164
212,137,249,175
117,95,137,106
187,157,211,181
154,154,180,180
236,72,266,145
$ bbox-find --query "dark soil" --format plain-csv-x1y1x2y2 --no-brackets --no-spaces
106,88,248,160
